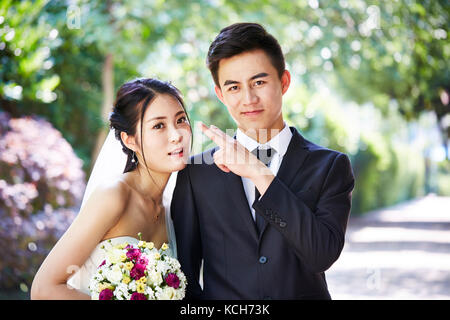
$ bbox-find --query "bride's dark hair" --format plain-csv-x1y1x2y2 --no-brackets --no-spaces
109,78,190,173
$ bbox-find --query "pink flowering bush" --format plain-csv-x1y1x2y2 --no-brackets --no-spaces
0,111,85,290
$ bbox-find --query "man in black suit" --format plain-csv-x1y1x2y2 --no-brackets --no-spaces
171,22,355,299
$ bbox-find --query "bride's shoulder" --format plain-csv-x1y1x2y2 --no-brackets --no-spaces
93,177,130,200
83,178,131,215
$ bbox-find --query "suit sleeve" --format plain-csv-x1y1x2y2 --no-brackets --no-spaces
252,153,355,273
171,166,203,299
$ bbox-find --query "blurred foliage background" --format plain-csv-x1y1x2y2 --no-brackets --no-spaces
0,0,448,297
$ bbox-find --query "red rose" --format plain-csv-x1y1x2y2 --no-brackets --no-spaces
130,263,146,280
99,288,113,300
130,292,147,300
165,273,180,289
126,248,141,261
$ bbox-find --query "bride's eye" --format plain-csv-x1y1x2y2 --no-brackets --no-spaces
177,116,188,124
153,123,164,129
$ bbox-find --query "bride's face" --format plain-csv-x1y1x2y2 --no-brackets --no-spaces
135,93,191,173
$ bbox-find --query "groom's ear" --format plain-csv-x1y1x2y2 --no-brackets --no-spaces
120,131,137,152
280,70,291,95
214,85,225,104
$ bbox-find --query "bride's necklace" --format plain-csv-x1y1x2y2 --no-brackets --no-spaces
127,173,165,221
140,194,164,221
152,202,164,221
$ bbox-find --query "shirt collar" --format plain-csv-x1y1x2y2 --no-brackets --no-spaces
236,122,293,157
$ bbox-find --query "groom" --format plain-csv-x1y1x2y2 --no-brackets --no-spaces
171,23,355,299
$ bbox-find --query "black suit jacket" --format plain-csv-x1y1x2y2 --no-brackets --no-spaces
171,127,355,300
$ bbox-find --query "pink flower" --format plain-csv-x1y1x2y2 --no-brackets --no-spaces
165,273,180,289
130,263,146,280
99,288,114,300
136,256,148,267
98,260,106,268
126,248,141,261
130,292,147,300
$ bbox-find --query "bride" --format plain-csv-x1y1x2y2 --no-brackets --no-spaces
31,78,192,299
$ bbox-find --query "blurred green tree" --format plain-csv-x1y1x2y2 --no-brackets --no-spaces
1,0,447,214
277,0,449,158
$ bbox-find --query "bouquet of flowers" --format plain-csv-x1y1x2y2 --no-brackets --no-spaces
89,234,187,300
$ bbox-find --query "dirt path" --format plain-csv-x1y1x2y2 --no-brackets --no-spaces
326,194,450,299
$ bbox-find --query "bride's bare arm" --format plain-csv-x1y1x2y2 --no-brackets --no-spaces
31,181,128,300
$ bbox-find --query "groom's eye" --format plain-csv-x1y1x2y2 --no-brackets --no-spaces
228,85,239,92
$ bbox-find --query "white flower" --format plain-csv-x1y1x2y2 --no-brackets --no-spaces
105,264,123,283
129,280,137,292
145,286,155,300
114,283,130,300
147,270,163,286
172,259,181,270
174,288,185,300
156,261,170,275
158,286,177,300
167,258,181,271
106,247,125,264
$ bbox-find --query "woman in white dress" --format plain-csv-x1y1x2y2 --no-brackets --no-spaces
31,78,192,299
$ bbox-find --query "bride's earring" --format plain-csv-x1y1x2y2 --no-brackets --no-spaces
131,151,137,164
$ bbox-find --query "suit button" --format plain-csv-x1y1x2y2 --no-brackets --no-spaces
279,221,287,228
259,256,267,264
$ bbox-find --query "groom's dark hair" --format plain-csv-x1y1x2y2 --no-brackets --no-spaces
206,22,285,87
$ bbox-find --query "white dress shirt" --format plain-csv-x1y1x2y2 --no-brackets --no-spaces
235,123,293,221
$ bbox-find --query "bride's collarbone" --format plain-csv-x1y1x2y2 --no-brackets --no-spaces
137,199,165,223
122,199,166,232
103,209,167,248
122,203,165,229
128,186,165,219
103,187,167,244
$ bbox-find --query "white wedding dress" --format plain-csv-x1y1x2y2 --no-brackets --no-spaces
67,236,139,295
66,205,177,296
66,151,179,296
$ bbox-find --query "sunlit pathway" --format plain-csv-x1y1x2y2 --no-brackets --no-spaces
326,194,450,299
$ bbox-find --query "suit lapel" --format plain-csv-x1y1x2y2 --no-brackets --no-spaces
219,128,310,242
224,172,259,242
276,127,310,186
259,127,310,236
219,133,259,242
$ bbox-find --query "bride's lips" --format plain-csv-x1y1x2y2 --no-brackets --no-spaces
168,147,184,158
241,109,263,117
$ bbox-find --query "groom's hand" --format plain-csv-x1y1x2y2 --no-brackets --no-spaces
199,122,275,196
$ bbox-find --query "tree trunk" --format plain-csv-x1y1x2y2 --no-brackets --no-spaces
436,112,450,161
90,53,114,172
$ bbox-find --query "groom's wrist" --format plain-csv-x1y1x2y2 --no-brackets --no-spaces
251,167,275,197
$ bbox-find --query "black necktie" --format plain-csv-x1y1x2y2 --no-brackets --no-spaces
252,147,275,234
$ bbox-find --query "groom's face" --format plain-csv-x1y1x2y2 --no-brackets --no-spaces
214,49,290,133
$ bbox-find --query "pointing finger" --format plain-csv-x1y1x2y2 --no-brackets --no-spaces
198,122,228,148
